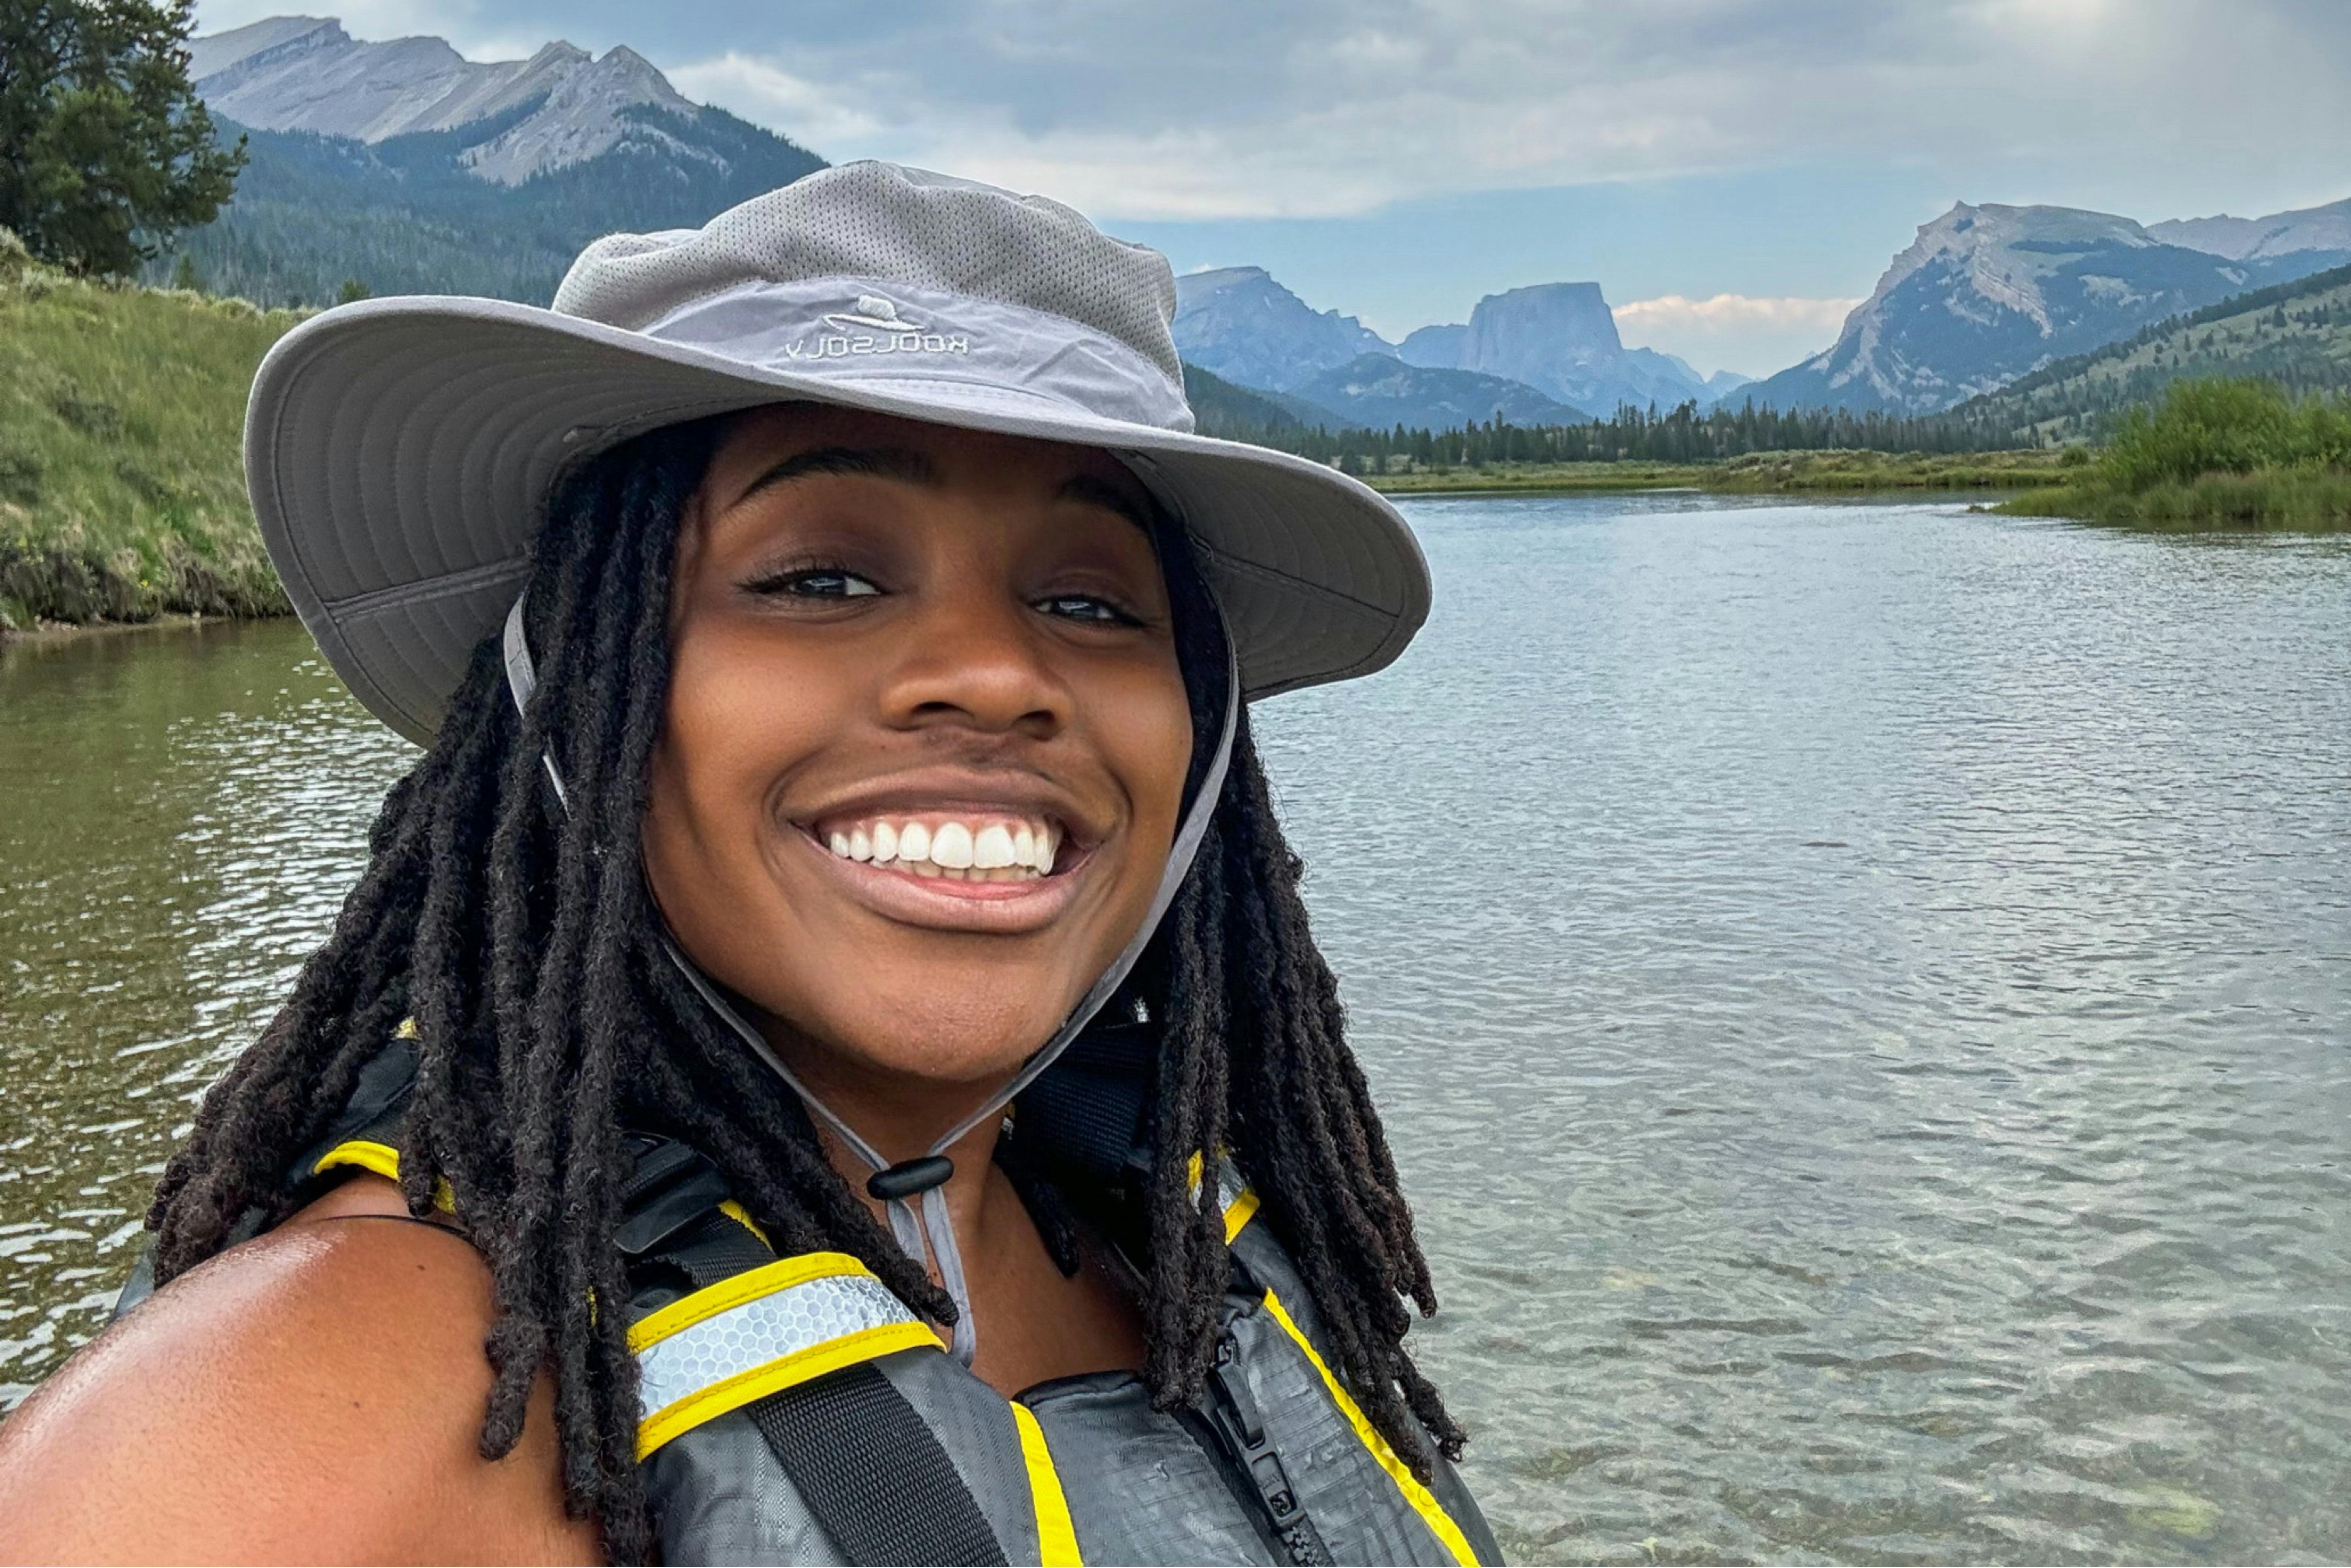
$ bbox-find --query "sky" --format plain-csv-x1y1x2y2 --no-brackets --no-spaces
191,0,2351,376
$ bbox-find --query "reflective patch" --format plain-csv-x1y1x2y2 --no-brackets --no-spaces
633,1255,941,1457
1187,1151,1259,1243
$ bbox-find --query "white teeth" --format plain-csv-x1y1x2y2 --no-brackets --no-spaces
931,821,975,868
974,824,1016,868
822,817,1059,878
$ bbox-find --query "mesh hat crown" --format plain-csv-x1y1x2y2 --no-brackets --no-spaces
556,163,1186,388
244,161,1430,745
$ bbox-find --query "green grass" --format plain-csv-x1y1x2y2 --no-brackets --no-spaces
1700,449,2071,492
0,228,301,631
1997,378,2351,531
2002,468,2351,530
1365,461,1710,493
1362,449,2071,496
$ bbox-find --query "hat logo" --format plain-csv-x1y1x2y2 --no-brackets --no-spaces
785,290,972,363
824,293,924,331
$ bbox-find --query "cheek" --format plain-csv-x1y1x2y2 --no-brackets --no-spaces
1104,662,1196,857
643,624,833,915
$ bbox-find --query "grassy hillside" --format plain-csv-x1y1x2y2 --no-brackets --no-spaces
1950,264,2351,443
0,231,297,631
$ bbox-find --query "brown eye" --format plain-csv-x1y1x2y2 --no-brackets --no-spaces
749,568,882,598
1036,594,1140,626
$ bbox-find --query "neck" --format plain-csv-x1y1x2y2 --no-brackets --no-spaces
755,1023,1024,1284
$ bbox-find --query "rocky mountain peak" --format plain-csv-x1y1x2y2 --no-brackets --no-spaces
1745,198,2347,414
188,14,708,184
1172,267,1395,393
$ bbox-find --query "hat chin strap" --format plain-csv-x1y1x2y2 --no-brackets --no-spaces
501,595,1236,1364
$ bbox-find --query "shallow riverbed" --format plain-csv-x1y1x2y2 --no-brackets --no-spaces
4,495,2346,1562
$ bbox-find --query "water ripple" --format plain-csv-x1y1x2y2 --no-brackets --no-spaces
3,501,2347,1561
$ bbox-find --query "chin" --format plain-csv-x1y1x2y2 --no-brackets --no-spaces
819,989,1071,1087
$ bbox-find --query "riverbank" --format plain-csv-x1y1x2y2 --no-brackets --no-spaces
1363,448,2074,496
1994,378,2351,530
0,231,298,634
1996,470,2351,530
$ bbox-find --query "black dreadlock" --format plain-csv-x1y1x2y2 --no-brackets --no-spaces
147,420,1462,1560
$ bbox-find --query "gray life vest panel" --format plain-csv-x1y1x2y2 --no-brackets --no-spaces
120,1034,1501,1565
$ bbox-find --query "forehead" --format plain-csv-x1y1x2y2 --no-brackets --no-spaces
708,402,1154,509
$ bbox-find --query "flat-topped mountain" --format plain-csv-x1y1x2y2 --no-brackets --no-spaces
1174,267,1733,431
1398,282,1724,414
1747,202,2349,414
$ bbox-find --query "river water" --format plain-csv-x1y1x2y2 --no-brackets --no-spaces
3,495,2346,1562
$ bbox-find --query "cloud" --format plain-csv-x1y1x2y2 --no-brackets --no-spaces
194,0,2351,231
633,0,2351,225
1612,295,1862,378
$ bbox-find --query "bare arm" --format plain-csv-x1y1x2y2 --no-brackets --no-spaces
0,1185,599,1565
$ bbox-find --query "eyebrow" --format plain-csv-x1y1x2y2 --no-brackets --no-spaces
732,445,936,507
730,443,1155,535
1058,472,1155,535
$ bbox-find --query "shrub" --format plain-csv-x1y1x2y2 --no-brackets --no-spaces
2098,377,2351,492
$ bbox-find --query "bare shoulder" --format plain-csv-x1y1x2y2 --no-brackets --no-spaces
0,1179,600,1565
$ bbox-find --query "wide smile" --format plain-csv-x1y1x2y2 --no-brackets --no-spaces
787,807,1100,932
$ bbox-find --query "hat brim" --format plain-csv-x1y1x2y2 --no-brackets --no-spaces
245,294,1429,747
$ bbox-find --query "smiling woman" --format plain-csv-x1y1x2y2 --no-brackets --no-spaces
0,163,1497,1566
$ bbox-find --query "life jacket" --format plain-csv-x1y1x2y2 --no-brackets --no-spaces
121,1031,1499,1566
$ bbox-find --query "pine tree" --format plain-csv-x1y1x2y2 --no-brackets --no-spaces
0,0,245,275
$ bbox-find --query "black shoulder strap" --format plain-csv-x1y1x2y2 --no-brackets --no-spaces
611,1131,1006,1565
745,1368,1008,1567
260,1036,1009,1565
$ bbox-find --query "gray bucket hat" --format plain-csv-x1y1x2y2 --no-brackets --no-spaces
245,160,1431,747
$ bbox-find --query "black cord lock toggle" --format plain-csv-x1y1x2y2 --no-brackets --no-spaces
868,1155,955,1202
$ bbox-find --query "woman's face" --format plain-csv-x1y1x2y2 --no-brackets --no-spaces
644,405,1193,1110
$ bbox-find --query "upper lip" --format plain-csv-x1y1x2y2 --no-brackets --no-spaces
782,768,1107,851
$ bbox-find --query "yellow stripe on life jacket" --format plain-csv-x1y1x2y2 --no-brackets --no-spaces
1186,1151,1260,1244
1261,1292,1481,1566
1010,1400,1083,1565
630,1252,943,1460
311,1140,455,1214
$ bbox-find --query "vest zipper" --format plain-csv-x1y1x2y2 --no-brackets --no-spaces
1204,1331,1335,1566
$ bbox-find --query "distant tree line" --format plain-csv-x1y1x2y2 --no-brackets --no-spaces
1229,396,2024,471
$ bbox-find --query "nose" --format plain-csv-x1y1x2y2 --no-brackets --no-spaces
875,574,1068,742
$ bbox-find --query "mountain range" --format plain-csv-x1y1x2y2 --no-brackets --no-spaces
187,17,702,185
1745,202,2351,415
165,17,2351,436
1169,267,1751,431
160,17,823,306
